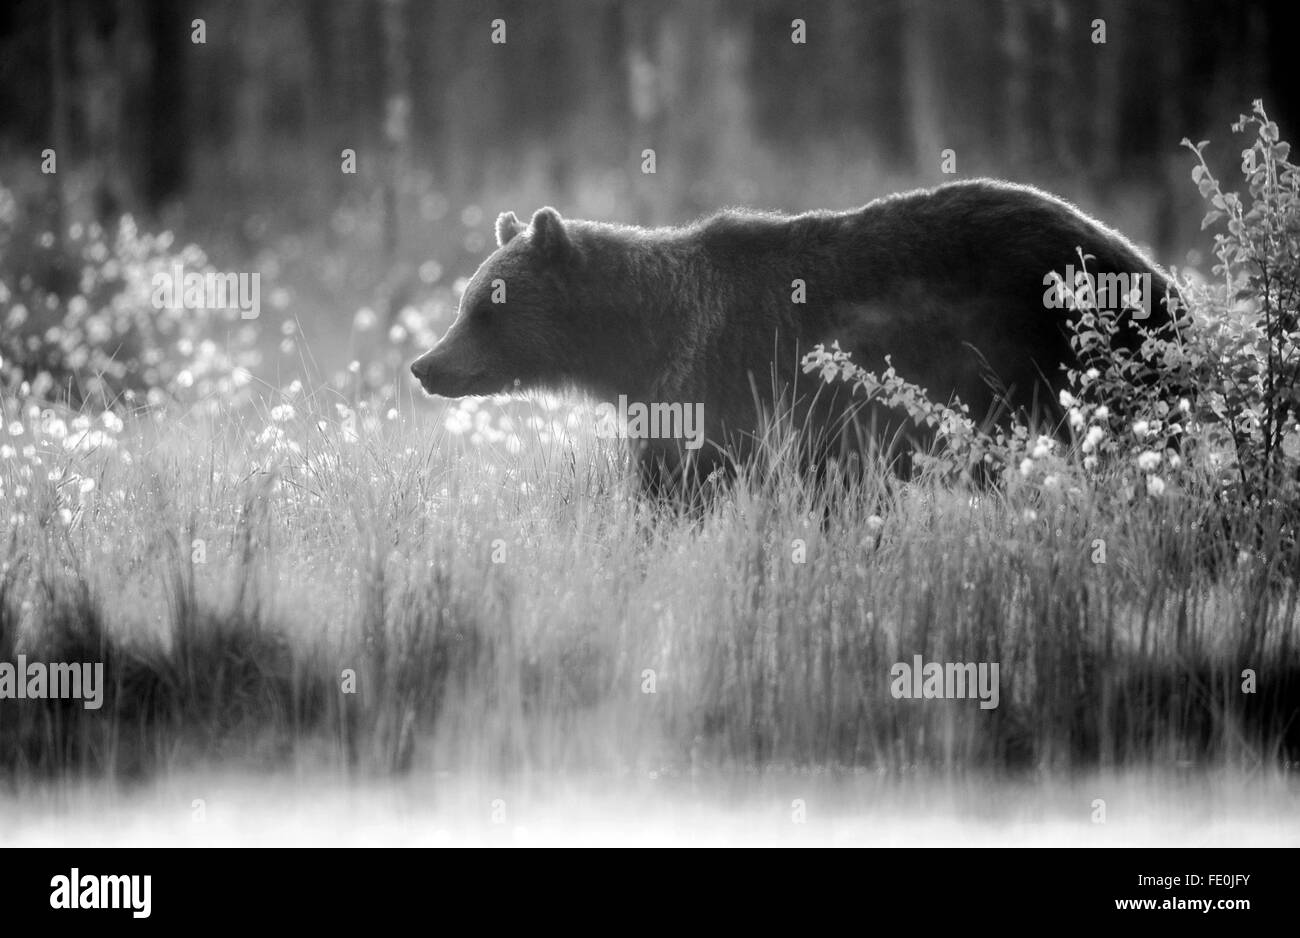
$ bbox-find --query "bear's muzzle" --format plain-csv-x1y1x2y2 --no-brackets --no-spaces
410,350,507,398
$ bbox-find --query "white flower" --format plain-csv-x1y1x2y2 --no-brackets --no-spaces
1136,450,1162,472
1085,368,1101,382
270,404,296,422
1059,390,1077,408
866,515,884,532
1083,455,1098,471
1146,474,1166,496
1094,405,1109,420
1019,457,1034,477
1132,420,1149,439
1178,398,1191,414
1081,425,1105,453
63,429,114,453
1042,474,1060,490
354,307,377,330
1069,408,1085,431
1031,436,1054,460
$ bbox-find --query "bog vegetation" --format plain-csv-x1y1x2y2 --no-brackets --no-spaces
1,104,1297,783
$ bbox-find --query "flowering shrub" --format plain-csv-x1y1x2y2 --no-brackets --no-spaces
801,340,1010,481
0,186,259,411
1175,101,1300,502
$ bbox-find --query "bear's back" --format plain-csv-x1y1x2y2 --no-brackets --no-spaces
652,179,1179,483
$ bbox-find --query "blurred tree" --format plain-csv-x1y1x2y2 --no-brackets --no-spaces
141,0,187,210
902,0,942,173
0,0,1294,295
380,0,414,324
46,0,70,247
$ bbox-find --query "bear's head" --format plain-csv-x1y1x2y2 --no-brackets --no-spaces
411,207,577,398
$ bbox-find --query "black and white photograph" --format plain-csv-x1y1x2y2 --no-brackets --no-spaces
0,0,1295,919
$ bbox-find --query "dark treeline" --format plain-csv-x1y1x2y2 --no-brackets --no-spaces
0,0,1296,289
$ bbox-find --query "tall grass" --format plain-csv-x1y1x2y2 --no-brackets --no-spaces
1,387,1296,787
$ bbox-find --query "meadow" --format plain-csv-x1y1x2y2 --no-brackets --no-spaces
0,376,1297,844
3,102,1299,847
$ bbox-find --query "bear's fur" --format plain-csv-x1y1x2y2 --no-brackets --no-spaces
411,179,1180,493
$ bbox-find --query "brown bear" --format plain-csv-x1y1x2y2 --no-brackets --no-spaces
411,179,1180,494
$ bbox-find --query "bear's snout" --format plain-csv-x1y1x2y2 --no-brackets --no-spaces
409,353,434,383
409,352,435,384
410,350,455,395
410,348,504,398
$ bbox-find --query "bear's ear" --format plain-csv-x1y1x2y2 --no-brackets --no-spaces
529,207,571,261
495,211,524,247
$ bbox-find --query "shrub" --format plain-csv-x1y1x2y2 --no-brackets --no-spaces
0,185,259,411
1177,101,1300,502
